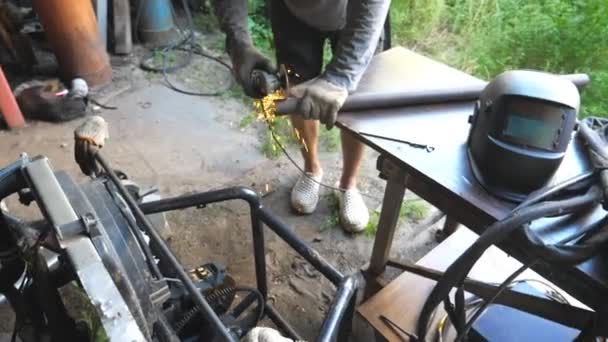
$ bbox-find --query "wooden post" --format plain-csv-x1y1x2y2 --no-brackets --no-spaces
113,0,133,54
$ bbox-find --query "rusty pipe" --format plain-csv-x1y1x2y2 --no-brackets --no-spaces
32,0,112,87
275,73,590,115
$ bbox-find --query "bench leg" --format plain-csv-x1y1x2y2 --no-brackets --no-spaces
436,215,460,242
365,157,408,297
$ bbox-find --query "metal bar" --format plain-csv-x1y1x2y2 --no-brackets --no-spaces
251,211,268,298
140,190,344,286
275,74,589,115
386,259,605,334
0,157,28,200
257,207,344,285
265,304,303,341
139,187,261,214
95,153,236,342
368,157,408,276
442,216,459,236
316,276,358,342
138,186,350,337
230,293,257,319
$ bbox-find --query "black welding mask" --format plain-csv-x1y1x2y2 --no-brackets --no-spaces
467,70,580,202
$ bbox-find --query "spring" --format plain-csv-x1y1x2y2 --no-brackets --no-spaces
174,286,237,333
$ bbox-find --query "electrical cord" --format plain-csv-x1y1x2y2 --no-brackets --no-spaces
263,101,384,202
416,186,602,340
137,0,233,96
454,260,538,342
437,260,576,342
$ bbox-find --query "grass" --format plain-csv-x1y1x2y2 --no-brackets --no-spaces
364,210,381,237
391,0,608,116
321,192,340,232
364,198,430,237
400,199,429,222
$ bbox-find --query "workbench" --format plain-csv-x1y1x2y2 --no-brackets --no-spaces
336,47,608,335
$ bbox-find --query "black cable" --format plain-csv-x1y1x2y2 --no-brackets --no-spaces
454,260,538,342
138,0,233,96
522,218,608,264
263,99,384,202
416,187,601,340
515,171,595,210
454,285,466,334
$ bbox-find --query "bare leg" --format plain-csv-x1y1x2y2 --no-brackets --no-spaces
290,115,322,175
340,130,365,189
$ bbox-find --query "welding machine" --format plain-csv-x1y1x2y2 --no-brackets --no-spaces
467,70,580,202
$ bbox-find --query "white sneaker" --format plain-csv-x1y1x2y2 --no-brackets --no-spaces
291,170,323,214
339,188,369,233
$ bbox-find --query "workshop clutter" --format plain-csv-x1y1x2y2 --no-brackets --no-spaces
14,78,89,123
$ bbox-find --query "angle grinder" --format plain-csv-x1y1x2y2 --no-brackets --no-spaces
250,64,290,96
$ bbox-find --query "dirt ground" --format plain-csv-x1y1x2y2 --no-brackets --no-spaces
0,35,442,341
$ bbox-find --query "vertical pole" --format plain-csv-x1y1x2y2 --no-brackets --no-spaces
368,158,408,276
0,66,25,129
113,0,133,54
251,210,268,298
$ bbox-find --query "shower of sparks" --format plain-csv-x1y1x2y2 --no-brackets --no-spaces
255,90,309,151
255,89,285,122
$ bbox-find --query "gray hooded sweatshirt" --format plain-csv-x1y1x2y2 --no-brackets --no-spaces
212,0,391,92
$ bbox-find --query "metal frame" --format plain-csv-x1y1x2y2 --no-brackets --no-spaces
93,153,357,342
138,187,358,341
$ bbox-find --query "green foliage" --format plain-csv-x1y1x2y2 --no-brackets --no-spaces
364,210,380,237
321,192,341,232
239,111,257,128
248,0,275,57
399,199,429,222
261,117,299,159
320,128,341,152
393,0,608,116
365,199,430,237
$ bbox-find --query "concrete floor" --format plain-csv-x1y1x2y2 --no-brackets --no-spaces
0,52,441,340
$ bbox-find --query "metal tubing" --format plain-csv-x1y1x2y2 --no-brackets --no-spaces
251,211,268,298
0,158,28,200
138,187,351,337
265,305,303,341
275,73,590,115
95,154,236,342
256,207,344,285
316,276,358,342
139,187,261,214
230,293,257,318
0,66,25,129
140,189,345,286
139,187,270,297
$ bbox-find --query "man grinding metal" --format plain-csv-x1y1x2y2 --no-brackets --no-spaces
212,0,391,233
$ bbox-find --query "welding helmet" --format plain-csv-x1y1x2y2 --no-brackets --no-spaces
467,70,580,202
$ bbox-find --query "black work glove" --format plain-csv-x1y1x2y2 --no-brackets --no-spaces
74,116,109,176
230,41,276,98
